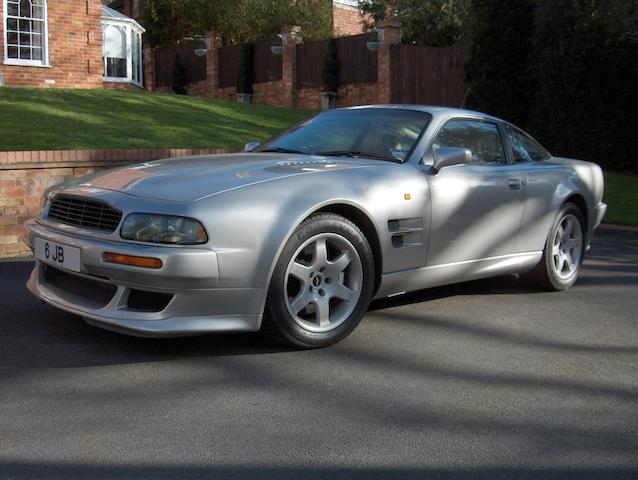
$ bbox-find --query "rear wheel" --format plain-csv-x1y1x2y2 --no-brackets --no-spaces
522,202,585,291
263,213,375,348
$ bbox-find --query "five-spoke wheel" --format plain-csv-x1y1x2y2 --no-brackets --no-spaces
551,213,583,280
284,233,363,333
264,213,375,348
522,202,585,291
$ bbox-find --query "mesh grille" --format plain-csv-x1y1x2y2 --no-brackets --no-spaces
48,195,122,232
44,265,117,309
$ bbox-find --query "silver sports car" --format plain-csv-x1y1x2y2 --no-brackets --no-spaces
25,106,606,347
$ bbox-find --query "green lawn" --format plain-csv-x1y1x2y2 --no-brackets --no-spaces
603,173,638,226
0,87,313,151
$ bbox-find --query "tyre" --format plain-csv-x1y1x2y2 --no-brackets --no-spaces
263,213,375,348
521,202,585,291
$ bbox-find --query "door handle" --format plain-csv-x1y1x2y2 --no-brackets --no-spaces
508,178,522,190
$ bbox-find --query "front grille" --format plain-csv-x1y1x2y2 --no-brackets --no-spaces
44,265,117,308
48,195,122,232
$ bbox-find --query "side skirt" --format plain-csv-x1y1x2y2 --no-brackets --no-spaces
375,251,542,299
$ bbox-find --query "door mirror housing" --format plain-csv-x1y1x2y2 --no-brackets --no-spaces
244,141,261,152
432,147,472,173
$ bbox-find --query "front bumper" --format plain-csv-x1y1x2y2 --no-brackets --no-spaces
594,202,607,228
25,220,264,336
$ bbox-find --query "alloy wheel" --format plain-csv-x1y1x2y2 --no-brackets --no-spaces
551,213,583,280
284,233,363,333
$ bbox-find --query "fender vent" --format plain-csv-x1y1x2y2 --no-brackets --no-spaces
388,218,423,248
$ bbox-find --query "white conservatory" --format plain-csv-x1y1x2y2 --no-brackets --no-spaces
102,6,145,86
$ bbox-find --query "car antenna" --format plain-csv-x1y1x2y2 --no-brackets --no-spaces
461,88,471,109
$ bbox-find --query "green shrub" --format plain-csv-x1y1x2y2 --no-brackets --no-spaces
321,38,339,93
466,0,638,172
528,0,637,172
237,43,254,95
171,53,188,95
464,0,534,127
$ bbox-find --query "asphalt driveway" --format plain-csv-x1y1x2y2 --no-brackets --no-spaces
1,228,637,480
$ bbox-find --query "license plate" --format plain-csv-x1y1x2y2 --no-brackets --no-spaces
34,237,81,272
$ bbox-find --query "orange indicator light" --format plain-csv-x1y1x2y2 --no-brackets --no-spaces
104,252,163,269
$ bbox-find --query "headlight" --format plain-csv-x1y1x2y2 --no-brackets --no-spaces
120,213,208,245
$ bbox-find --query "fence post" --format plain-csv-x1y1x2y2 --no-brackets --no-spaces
282,26,302,107
376,17,400,104
207,32,223,99
143,47,155,91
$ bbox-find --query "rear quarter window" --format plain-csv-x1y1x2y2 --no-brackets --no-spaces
506,125,551,162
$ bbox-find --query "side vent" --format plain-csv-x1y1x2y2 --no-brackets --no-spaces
388,218,423,248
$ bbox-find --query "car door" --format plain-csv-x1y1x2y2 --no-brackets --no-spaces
424,118,527,266
501,123,559,253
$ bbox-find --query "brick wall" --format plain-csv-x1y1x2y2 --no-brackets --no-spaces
295,82,379,109
102,81,144,91
253,80,290,107
0,148,232,259
0,0,103,88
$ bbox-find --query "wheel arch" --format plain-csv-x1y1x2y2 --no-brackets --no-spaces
563,193,589,234
313,203,383,295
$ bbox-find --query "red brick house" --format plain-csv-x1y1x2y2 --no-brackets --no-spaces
0,0,144,88
332,0,366,36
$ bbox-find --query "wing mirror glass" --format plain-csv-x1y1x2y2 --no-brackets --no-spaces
432,147,472,173
244,141,261,152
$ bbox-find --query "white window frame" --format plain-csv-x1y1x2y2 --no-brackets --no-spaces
3,0,50,67
102,16,144,87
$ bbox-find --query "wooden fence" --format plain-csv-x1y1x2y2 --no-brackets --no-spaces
254,38,283,83
390,45,467,107
151,33,469,109
217,44,241,88
296,32,378,89
154,44,207,88
218,39,283,88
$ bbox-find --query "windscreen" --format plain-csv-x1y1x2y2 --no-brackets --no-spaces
258,108,432,162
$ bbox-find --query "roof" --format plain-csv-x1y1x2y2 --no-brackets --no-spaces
346,104,494,118
102,5,129,19
102,5,145,31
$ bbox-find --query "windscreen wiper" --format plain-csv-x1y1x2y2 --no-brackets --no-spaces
316,150,400,163
259,147,309,155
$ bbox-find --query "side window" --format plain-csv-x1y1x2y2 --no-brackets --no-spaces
505,125,550,162
432,119,507,165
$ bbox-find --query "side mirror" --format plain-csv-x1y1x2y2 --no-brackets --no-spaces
432,147,472,173
244,141,261,152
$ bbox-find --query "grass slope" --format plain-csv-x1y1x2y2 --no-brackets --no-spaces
0,87,313,151
603,174,638,226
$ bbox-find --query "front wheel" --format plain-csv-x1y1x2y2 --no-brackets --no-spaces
263,213,375,348
521,202,585,291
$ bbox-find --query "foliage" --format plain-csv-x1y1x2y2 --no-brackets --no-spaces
465,0,638,172
142,0,331,46
358,0,471,46
0,88,314,151
141,0,220,46
237,43,254,95
171,53,188,95
215,0,332,44
527,0,637,171
321,38,339,93
464,0,534,127
603,174,638,226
